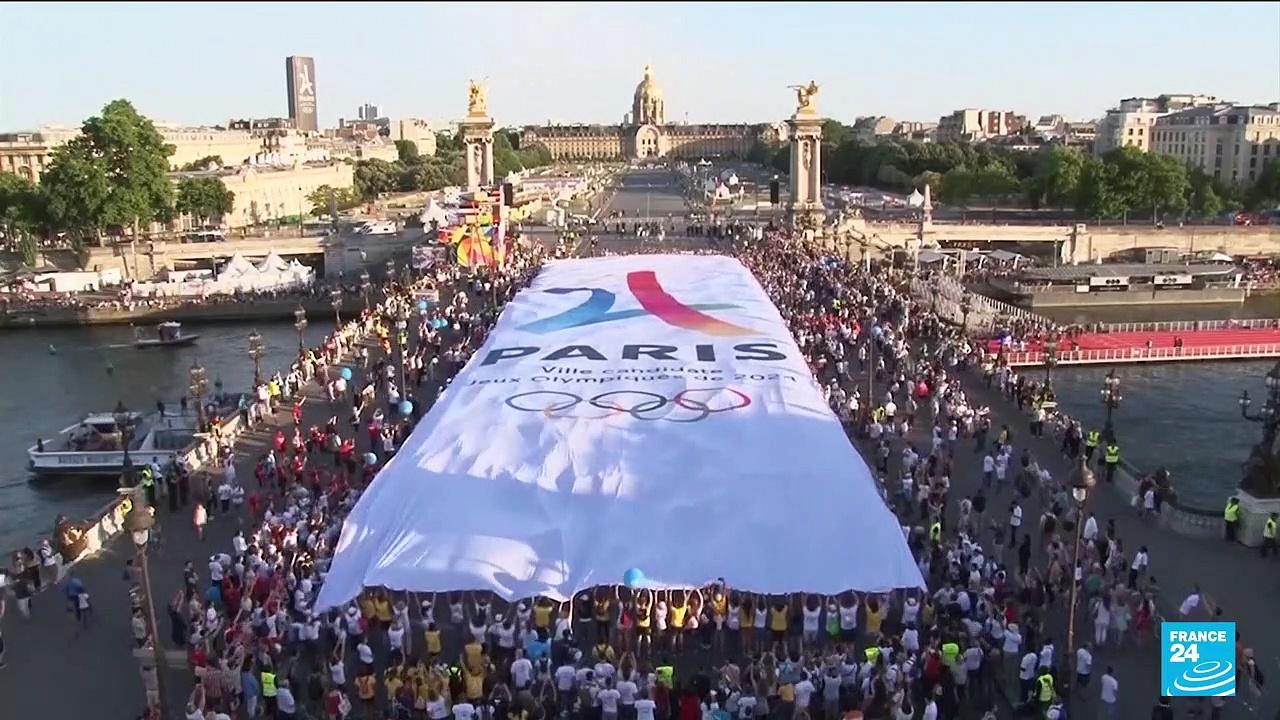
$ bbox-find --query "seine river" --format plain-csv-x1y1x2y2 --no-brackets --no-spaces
0,319,333,552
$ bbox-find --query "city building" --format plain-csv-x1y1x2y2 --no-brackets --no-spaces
519,65,761,160
156,125,266,169
936,109,1025,142
357,104,384,122
1064,122,1097,149
1150,103,1280,185
852,116,898,139
169,162,354,229
390,118,437,156
1093,94,1222,156
227,117,296,133
1033,114,1067,139
0,126,78,181
285,55,319,133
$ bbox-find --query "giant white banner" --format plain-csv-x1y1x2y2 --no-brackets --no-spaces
317,254,923,608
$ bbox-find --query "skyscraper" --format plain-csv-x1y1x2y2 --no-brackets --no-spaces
286,56,318,132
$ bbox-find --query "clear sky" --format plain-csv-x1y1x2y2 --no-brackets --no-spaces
2,2,1277,131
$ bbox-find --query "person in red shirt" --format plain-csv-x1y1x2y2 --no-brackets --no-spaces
273,430,286,454
292,401,303,427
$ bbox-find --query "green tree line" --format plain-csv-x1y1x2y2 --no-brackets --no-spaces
750,120,1280,221
350,129,553,202
0,99,239,252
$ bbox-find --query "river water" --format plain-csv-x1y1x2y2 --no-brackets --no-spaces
0,320,333,552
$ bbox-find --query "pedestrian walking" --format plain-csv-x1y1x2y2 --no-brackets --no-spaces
193,501,208,541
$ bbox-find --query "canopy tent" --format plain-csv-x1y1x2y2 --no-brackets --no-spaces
906,189,924,208
217,253,258,280
256,251,291,273
316,254,924,609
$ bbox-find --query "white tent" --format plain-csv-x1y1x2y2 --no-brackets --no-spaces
316,255,924,608
420,198,450,229
906,189,924,208
256,252,291,273
217,253,258,280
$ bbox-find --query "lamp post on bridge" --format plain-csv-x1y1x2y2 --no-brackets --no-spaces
359,269,371,313
1100,369,1122,441
114,400,134,485
247,329,265,388
1238,359,1280,496
294,306,308,356
330,289,343,328
1063,457,1096,706
1044,337,1059,387
188,360,208,433
124,497,171,720
960,292,973,334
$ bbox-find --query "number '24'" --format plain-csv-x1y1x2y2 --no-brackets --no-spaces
1169,643,1201,663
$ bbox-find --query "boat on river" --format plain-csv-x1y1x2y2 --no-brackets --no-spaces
27,410,198,476
133,321,200,348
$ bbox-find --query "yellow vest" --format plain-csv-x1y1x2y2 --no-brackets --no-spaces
1224,503,1240,523
929,522,942,542
1037,673,1054,702
656,665,674,687
1085,431,1100,448
1104,445,1120,463
261,671,277,697
1264,518,1276,538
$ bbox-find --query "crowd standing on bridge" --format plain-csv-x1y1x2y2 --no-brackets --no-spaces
1,225,1272,720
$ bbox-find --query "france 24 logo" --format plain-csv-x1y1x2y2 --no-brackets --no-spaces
1161,622,1236,697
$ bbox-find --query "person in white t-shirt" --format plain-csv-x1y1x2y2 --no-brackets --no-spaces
510,650,533,689
555,662,577,714
1099,666,1119,718
793,673,815,713
616,675,638,714
1075,643,1093,688
453,701,476,720
635,691,658,720
598,678,622,720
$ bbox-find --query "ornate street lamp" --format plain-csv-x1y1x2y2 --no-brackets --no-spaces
960,292,973,333
330,289,343,327
1239,359,1280,496
114,400,134,483
1100,369,1121,441
385,258,396,287
247,329,265,387
1044,337,1059,386
359,269,371,312
1063,457,1096,703
188,360,208,432
293,306,308,355
395,306,410,394
124,497,170,720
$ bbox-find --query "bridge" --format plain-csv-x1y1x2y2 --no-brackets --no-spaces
83,229,428,278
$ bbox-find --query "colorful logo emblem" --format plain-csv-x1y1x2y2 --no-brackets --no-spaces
517,270,756,337
1161,622,1235,697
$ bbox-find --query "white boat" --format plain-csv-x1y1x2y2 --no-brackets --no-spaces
28,410,199,476
134,321,201,348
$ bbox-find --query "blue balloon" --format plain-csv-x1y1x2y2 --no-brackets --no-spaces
870,326,883,339
399,400,414,415
363,452,378,466
417,300,429,311
623,568,646,588
340,367,353,381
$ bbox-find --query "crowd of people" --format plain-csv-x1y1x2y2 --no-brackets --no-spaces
1,225,1265,720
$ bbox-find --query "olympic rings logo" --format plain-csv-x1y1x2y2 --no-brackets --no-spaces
504,388,752,423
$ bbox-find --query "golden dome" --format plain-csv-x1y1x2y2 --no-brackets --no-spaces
634,64,663,101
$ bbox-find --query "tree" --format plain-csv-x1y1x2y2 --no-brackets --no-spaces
939,167,977,206
1144,152,1189,221
1029,146,1083,210
40,99,174,244
394,140,420,165
353,158,400,200
1247,159,1280,211
973,162,1020,199
306,185,361,216
821,120,853,148
39,140,112,243
1075,156,1119,220
1102,146,1151,222
180,155,223,171
0,173,46,265
175,176,235,227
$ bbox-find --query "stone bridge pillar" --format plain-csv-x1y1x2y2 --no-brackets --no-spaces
786,93,825,233
461,81,495,190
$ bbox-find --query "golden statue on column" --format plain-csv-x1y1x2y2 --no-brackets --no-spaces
467,80,489,117
789,81,820,114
